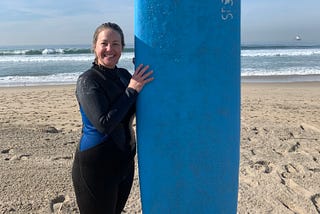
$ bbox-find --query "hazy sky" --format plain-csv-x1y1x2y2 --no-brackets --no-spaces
0,0,319,46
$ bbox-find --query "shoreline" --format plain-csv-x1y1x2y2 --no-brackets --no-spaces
241,74,320,83
1,74,320,88
0,81,319,213
1,79,320,89
0,83,76,90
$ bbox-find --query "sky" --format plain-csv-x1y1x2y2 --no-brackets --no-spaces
0,0,320,46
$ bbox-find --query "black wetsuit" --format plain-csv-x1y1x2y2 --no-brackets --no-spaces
72,63,138,214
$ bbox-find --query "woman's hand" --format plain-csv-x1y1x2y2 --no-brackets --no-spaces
128,64,154,93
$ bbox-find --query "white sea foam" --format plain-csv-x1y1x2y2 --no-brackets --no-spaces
242,67,320,76
0,54,94,63
1,45,320,85
0,52,133,63
0,72,81,87
242,48,320,57
42,48,65,54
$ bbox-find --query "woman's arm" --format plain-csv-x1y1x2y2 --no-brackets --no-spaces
76,75,138,134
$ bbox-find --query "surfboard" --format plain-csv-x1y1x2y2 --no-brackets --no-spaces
135,1,240,213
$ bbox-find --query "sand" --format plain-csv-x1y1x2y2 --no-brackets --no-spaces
0,82,319,213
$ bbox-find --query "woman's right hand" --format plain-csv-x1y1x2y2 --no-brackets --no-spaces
128,64,154,93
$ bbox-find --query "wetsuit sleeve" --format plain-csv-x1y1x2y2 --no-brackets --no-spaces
76,75,138,135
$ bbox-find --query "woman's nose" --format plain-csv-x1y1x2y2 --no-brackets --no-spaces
106,44,111,51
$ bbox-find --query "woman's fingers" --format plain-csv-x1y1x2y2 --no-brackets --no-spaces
134,64,153,80
129,64,154,92
141,70,154,81
135,64,149,76
134,64,144,75
139,65,150,75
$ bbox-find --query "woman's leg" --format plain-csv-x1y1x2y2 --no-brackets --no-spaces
72,144,119,213
115,159,135,214
72,149,100,213
72,143,135,214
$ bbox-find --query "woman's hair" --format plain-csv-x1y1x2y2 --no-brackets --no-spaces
92,22,125,63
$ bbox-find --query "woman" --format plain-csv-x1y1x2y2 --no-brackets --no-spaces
72,22,154,214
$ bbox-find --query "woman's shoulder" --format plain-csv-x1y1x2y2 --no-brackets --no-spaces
79,67,97,78
76,68,100,88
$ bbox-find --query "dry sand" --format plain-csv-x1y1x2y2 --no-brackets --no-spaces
0,82,319,213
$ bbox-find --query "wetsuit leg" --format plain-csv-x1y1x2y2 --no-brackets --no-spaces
115,159,135,213
72,143,135,214
72,150,101,213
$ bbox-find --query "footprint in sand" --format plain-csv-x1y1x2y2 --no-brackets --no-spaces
2,149,31,161
42,126,60,134
9,154,31,161
50,195,66,213
311,194,320,213
51,156,72,161
277,198,305,214
63,141,76,146
1,148,12,160
252,160,273,174
280,163,305,179
288,142,300,152
300,123,320,133
251,127,259,135
1,148,12,154
279,175,320,213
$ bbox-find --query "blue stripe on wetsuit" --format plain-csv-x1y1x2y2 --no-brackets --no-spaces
79,106,108,151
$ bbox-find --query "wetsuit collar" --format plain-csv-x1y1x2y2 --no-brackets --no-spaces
92,62,120,80
93,62,118,72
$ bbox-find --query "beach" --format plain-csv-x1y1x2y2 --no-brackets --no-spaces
0,82,320,213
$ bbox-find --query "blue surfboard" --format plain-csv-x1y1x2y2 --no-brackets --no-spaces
135,1,240,213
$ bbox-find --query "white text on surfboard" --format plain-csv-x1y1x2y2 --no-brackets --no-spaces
221,0,234,20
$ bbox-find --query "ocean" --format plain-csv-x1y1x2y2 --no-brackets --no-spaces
0,44,320,86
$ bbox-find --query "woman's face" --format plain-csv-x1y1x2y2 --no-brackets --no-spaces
94,28,123,69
